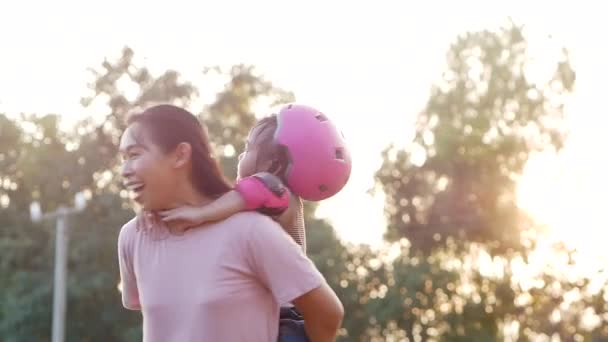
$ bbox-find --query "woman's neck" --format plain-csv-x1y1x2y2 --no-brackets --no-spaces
149,182,214,234
168,178,214,208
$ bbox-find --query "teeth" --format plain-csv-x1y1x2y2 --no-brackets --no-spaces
127,184,144,191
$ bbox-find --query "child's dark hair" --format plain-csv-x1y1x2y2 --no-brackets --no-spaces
252,114,290,180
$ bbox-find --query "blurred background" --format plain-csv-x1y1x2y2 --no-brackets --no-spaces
1,0,607,341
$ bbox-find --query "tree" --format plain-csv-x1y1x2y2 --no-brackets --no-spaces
0,47,298,341
203,65,294,179
375,22,575,252
365,22,606,341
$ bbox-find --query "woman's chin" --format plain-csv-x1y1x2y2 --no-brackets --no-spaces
132,197,154,212
140,201,166,212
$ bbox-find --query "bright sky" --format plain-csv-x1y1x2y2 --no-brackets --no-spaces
1,1,606,260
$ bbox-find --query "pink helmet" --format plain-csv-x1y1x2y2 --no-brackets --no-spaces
274,104,352,201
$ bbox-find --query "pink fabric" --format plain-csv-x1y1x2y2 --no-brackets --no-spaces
118,212,324,342
235,175,289,211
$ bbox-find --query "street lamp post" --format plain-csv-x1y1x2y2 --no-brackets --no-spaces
30,192,87,342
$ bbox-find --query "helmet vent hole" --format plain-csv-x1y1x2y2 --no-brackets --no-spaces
315,113,329,122
319,184,328,192
335,148,344,160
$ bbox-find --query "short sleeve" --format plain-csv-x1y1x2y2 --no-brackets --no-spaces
118,220,141,310
245,215,324,305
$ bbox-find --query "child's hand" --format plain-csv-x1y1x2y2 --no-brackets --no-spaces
158,205,208,229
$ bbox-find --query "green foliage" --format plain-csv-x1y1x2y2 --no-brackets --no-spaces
375,23,575,252
2,22,607,341
203,65,295,180
365,22,606,341
0,47,296,341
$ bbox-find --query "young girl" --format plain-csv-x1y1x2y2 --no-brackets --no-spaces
153,104,351,254
145,104,351,341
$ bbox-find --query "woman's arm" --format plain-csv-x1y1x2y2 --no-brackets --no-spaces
245,215,343,341
118,220,141,310
292,284,344,342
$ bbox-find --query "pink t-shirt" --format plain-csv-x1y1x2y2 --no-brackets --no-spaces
118,212,324,342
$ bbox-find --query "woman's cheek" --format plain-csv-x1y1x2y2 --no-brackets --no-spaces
133,156,150,174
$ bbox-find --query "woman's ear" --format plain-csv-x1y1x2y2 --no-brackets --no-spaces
173,142,192,168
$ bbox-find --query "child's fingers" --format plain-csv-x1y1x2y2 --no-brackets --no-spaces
159,205,198,215
160,214,190,223
175,222,192,232
160,214,177,222
158,209,176,217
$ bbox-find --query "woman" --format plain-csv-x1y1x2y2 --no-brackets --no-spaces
117,104,344,341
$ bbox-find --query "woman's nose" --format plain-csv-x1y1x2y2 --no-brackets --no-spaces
121,161,133,178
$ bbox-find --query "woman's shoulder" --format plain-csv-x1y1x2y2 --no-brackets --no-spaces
222,212,295,247
219,212,286,237
121,216,139,230
223,211,278,228
118,216,139,242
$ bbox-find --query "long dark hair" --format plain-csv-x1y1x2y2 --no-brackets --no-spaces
127,104,232,198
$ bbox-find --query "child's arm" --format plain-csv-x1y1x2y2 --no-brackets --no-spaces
158,190,246,226
158,172,291,229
